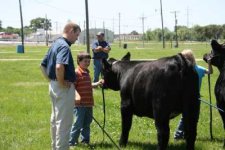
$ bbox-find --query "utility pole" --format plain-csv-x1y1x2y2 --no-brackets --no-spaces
83,21,86,45
186,7,190,41
103,21,105,33
94,21,97,35
119,13,121,48
55,21,58,34
112,17,114,41
85,0,90,53
18,0,24,50
186,7,189,28
160,0,165,48
140,14,146,48
171,11,179,48
45,14,48,46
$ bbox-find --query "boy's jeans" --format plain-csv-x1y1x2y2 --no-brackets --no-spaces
93,59,102,82
69,107,93,145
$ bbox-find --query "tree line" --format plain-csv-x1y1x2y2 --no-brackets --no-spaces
0,17,51,36
145,24,225,41
1,18,225,41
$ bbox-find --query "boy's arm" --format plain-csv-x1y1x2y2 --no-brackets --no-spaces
75,90,81,101
92,79,104,88
40,65,50,82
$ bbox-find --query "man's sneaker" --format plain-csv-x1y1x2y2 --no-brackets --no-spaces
174,130,185,140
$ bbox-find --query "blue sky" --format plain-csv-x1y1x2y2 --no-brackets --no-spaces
1,0,225,34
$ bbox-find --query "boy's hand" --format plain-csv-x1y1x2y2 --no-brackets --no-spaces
207,58,212,63
75,91,81,101
98,79,104,87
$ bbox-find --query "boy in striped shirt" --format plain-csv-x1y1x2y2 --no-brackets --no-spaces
69,52,103,146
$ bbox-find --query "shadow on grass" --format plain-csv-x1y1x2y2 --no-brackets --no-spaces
127,141,186,150
91,141,114,149
197,136,224,143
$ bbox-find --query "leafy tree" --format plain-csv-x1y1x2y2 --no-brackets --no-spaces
30,17,52,31
130,30,139,35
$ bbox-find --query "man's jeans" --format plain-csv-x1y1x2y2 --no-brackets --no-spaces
49,81,75,150
69,107,93,145
93,59,102,82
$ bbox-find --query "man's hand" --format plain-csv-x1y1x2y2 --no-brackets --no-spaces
56,64,71,88
102,46,111,53
40,65,50,82
59,81,72,88
97,46,103,50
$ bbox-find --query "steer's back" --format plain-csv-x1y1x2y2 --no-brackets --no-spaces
120,55,197,118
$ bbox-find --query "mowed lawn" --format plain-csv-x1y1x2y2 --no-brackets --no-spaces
0,41,224,150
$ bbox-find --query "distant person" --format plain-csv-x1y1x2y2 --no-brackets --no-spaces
92,32,111,82
40,22,81,150
69,52,103,147
174,49,213,140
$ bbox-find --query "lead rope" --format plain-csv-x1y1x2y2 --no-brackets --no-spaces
208,74,213,140
100,68,106,143
101,84,106,142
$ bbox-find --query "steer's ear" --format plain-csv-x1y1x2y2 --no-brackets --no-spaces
121,52,131,61
211,39,222,53
102,59,111,70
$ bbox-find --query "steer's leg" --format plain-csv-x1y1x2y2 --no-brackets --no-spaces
182,94,199,150
119,105,133,147
217,101,225,147
153,105,170,150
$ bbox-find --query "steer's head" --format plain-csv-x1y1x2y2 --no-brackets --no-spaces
102,52,131,91
203,40,225,71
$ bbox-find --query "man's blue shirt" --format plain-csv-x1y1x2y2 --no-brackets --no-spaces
92,40,110,59
41,37,76,82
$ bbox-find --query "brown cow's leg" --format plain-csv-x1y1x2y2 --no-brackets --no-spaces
119,106,133,147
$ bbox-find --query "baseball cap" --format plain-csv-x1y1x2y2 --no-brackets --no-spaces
96,32,104,36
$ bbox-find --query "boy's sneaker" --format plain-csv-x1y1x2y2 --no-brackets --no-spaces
81,141,94,149
69,142,78,147
174,130,185,140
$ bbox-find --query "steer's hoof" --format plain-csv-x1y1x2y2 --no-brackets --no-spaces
119,140,127,147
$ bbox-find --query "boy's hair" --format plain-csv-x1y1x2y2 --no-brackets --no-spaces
181,49,196,65
77,52,91,64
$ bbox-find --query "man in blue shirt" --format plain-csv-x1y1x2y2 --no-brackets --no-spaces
40,22,81,150
92,32,111,82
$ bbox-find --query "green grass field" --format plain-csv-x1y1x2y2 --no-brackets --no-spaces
0,41,224,150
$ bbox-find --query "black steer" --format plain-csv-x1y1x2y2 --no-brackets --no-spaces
203,40,225,147
102,53,200,150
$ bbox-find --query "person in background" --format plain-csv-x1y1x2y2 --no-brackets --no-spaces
69,52,103,147
40,22,81,150
174,49,213,140
92,32,111,83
